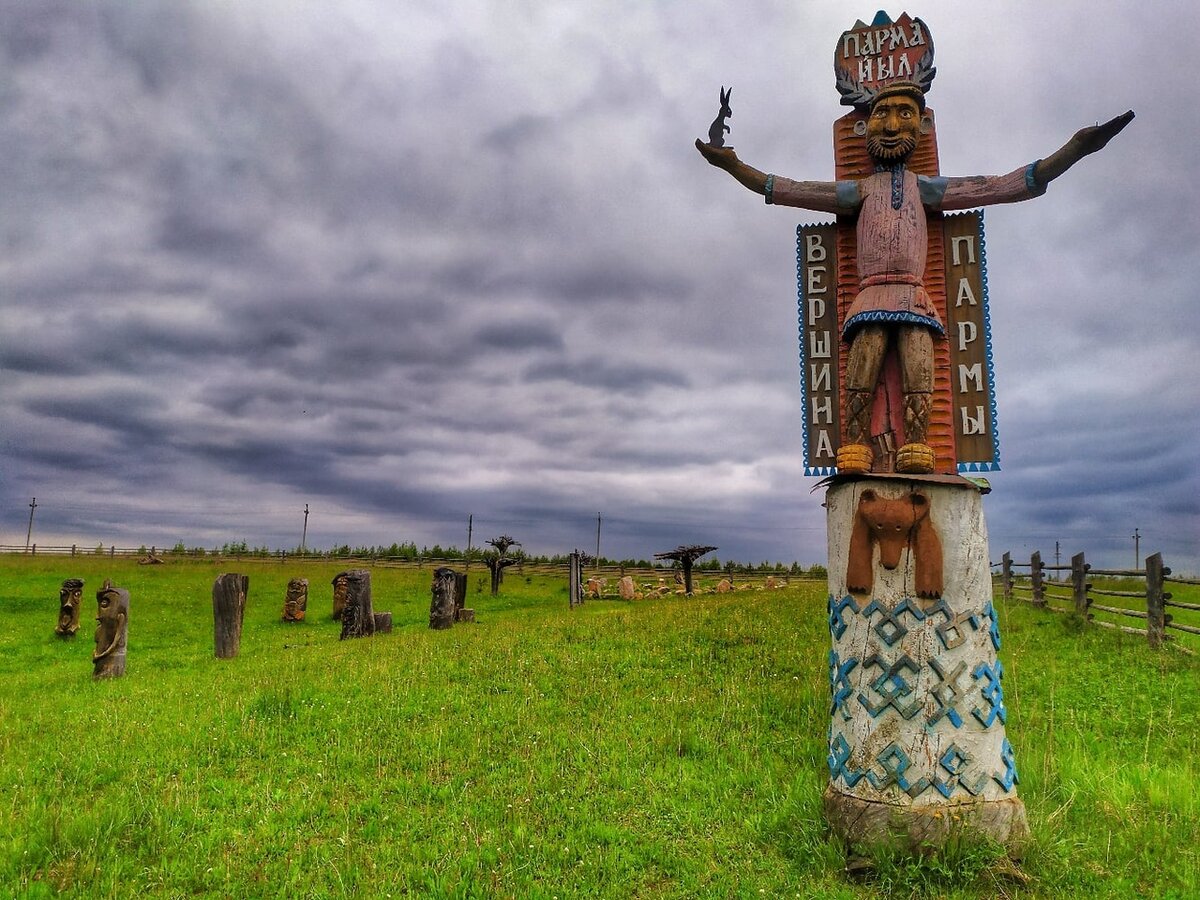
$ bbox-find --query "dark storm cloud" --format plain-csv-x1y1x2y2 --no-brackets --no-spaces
523,355,689,394
0,1,1195,573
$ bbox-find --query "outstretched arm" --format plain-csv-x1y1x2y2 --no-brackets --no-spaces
1033,110,1135,186
695,138,769,194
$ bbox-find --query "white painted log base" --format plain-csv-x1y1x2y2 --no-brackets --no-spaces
824,476,1028,853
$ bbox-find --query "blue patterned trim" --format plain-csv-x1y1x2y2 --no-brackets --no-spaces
829,650,858,721
858,652,923,720
1025,161,1046,197
995,738,1019,791
956,209,1002,473
765,173,775,204
828,593,860,640
971,660,1007,727
843,310,946,337
804,466,837,476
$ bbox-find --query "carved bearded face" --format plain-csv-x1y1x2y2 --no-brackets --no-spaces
866,93,921,163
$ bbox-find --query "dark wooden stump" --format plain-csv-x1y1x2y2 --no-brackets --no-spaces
283,577,308,622
339,570,375,639
213,573,249,658
93,581,129,679
56,578,85,638
373,611,393,633
430,567,457,630
455,608,475,624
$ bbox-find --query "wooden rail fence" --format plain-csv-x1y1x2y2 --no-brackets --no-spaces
994,549,1200,651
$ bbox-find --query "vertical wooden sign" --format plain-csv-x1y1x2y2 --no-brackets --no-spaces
797,223,841,475
943,211,999,471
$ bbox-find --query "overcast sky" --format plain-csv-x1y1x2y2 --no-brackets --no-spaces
2,1,1196,572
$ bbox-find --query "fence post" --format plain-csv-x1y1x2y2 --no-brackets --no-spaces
1001,552,1012,602
110,545,116,558
1071,552,1090,616
1030,551,1045,607
1146,552,1166,649
31,544,36,556
71,544,77,557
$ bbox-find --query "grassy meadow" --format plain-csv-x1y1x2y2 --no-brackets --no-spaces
1,555,1198,898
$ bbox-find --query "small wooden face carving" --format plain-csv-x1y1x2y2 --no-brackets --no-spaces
56,579,84,636
331,573,349,621
866,93,921,163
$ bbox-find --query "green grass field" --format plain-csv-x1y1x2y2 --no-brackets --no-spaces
1,556,1197,898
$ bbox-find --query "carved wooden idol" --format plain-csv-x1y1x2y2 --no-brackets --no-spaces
338,570,375,639
695,9,1131,855
430,567,457,630
56,578,85,637
331,571,350,621
92,580,129,679
282,577,308,622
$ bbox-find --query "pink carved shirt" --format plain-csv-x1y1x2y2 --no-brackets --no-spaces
767,163,1044,335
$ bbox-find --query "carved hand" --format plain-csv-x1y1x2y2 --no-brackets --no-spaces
695,138,739,170
1071,109,1135,157
694,138,769,195
1035,109,1134,185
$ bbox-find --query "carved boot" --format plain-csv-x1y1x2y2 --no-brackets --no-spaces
897,391,935,474
837,389,874,474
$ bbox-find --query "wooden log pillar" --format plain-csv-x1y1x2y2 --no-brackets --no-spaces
1030,551,1045,608
823,477,1027,854
213,573,249,658
93,581,129,679
339,570,375,639
430,567,457,630
454,572,467,614
1071,553,1090,617
282,577,308,622
56,578,85,638
1145,552,1166,649
373,612,393,634
1000,552,1012,603
569,551,583,608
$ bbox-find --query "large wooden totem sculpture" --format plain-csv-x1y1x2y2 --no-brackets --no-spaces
696,12,1131,853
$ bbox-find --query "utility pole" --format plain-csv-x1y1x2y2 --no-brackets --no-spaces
301,503,309,553
1054,540,1060,575
465,514,473,578
595,512,602,568
1133,527,1141,571
24,497,37,552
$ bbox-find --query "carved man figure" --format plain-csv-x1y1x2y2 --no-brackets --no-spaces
697,82,1132,473
93,580,129,679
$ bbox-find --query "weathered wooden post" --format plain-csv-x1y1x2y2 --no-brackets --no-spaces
1001,552,1013,603
1145,552,1166,649
1030,552,1045,608
213,573,248,658
55,578,85,638
569,550,584,608
339,570,375,639
93,581,129,679
282,577,308,622
695,9,1131,856
1071,552,1090,617
430,567,457,630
